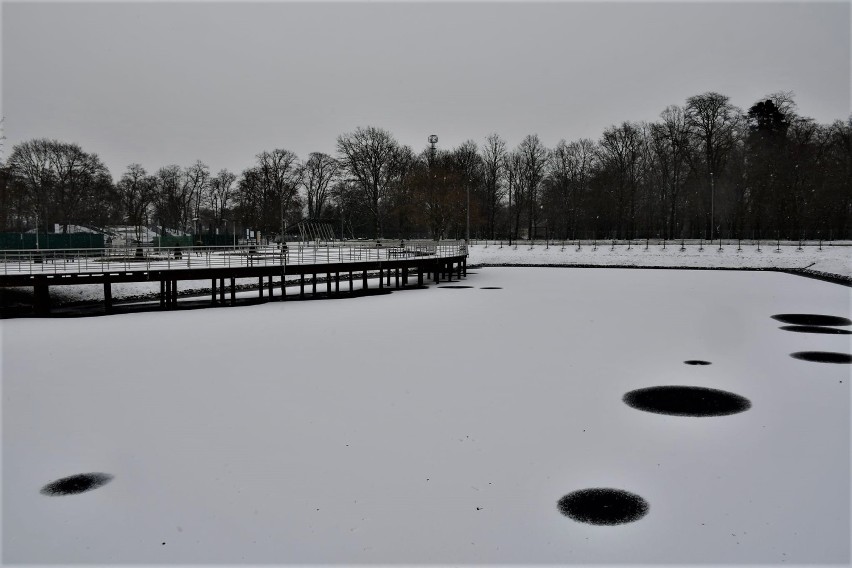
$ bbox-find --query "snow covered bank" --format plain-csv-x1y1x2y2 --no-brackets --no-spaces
2,268,849,564
467,241,851,282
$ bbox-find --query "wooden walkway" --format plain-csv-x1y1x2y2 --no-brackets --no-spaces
0,242,468,315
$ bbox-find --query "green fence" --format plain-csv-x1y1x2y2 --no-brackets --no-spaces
152,234,237,247
0,233,106,249
152,235,194,248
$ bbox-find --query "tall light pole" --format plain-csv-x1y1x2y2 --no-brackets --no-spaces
466,175,470,247
428,134,438,240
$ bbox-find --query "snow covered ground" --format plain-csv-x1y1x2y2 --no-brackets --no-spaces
468,240,851,281
2,267,850,565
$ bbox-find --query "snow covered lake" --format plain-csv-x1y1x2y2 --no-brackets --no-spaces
2,267,850,564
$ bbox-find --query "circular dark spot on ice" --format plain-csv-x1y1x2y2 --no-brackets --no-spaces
557,488,648,525
780,325,852,335
40,473,113,496
438,285,473,289
772,314,851,327
623,386,751,417
790,351,852,364
684,360,711,365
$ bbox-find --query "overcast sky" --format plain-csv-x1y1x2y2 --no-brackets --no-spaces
2,1,849,179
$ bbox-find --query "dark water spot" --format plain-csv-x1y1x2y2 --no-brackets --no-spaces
480,287,503,290
623,386,751,417
684,360,711,365
40,473,113,496
780,325,852,335
438,285,473,289
772,314,852,327
790,351,852,364
557,488,649,525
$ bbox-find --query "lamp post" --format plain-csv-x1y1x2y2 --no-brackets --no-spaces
428,134,438,242
466,175,470,248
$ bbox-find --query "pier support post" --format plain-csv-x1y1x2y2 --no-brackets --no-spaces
258,276,263,298
230,277,236,305
103,279,112,313
212,279,217,304
160,280,166,308
220,278,225,303
300,274,305,298
327,272,331,295
32,277,50,315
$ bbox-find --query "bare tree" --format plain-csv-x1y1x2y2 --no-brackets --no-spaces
336,126,408,238
649,106,694,238
503,150,524,240
116,164,156,240
6,139,55,231
7,139,113,233
517,134,549,239
299,152,339,219
481,133,506,239
685,92,743,238
208,169,236,231
543,139,595,239
597,122,645,239
256,149,300,237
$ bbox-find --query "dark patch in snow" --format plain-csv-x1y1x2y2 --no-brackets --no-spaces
684,360,711,365
557,488,648,525
623,386,751,417
790,351,852,364
779,325,851,335
480,287,503,289
772,314,851,327
40,473,113,496
437,285,473,289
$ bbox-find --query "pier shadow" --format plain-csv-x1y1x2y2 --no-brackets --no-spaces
40,473,113,496
623,386,751,417
557,488,648,525
684,360,711,365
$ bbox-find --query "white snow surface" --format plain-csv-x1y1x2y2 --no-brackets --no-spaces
467,241,851,280
2,267,850,565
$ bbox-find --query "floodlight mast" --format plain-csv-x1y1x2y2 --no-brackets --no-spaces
428,135,438,242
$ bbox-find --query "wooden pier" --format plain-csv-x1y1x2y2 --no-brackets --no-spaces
0,242,468,315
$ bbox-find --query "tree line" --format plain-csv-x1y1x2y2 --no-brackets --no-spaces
1,90,849,242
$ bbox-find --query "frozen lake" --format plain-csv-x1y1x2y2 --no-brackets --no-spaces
2,267,850,564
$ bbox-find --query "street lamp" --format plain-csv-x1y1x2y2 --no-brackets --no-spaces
466,175,471,248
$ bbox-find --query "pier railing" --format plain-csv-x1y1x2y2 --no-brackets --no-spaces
0,241,468,276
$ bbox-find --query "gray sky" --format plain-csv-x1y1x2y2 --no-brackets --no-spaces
2,1,849,179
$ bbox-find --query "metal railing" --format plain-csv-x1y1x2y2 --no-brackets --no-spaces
0,241,468,276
